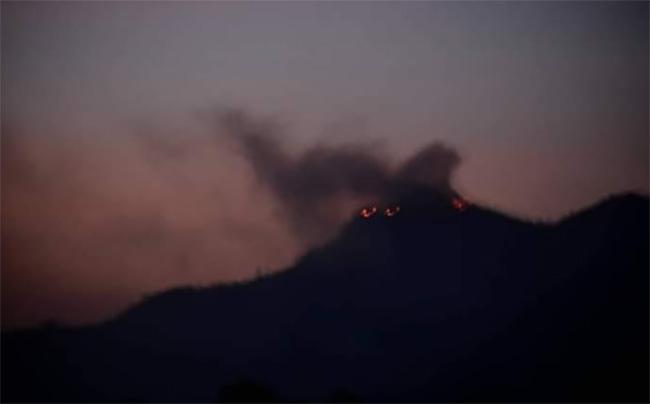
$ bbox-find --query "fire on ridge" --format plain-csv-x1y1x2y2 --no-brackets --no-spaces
359,195,470,219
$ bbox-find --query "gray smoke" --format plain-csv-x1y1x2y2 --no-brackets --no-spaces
220,109,461,242
1,108,461,328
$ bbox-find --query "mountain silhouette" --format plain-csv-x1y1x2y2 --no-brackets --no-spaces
2,190,648,402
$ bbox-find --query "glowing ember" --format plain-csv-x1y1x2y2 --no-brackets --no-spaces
384,205,401,217
451,196,469,212
360,206,378,219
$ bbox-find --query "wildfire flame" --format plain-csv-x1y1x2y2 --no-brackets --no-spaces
384,205,401,217
451,196,469,212
359,197,468,219
360,206,378,219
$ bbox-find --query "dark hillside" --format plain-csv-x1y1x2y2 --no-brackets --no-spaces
2,192,648,402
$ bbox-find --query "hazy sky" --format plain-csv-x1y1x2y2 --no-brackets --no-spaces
2,1,648,328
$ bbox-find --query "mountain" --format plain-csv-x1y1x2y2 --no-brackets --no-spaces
2,191,648,402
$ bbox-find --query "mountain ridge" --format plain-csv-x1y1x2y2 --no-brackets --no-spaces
2,191,648,402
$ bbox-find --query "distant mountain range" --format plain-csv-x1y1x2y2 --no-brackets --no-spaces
2,190,648,402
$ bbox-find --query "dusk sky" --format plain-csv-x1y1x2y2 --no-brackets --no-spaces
2,1,648,328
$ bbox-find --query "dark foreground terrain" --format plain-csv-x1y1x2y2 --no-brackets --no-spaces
2,189,648,402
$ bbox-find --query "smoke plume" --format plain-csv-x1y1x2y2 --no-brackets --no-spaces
1,108,461,328
220,109,461,242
